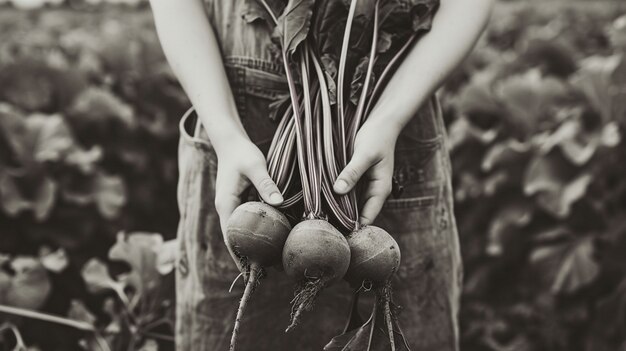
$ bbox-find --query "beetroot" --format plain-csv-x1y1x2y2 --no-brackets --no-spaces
225,201,291,350
282,219,351,331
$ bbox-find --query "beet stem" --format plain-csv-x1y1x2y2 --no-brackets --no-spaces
229,264,260,351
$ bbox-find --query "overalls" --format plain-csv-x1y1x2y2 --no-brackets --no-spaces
175,1,462,350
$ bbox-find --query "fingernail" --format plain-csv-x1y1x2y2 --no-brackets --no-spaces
334,179,349,193
270,192,283,204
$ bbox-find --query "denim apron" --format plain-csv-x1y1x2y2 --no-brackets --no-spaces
175,1,462,350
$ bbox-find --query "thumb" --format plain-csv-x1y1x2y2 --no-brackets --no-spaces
334,153,371,195
247,166,284,206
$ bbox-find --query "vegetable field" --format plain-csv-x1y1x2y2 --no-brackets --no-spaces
0,1,625,350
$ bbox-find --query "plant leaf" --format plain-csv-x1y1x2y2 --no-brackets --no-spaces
108,232,164,296
67,299,96,326
155,239,178,275
486,200,533,257
0,171,57,221
81,258,119,294
531,237,599,295
482,139,533,172
39,247,69,273
26,114,74,164
5,256,51,310
274,0,316,55
93,173,126,219
324,309,375,351
350,56,376,105
68,87,135,129
524,152,591,218
243,0,286,26
494,69,569,138
572,54,626,125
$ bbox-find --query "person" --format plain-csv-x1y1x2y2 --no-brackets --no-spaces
149,0,493,350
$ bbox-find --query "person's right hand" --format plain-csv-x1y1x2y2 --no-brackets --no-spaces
214,137,284,270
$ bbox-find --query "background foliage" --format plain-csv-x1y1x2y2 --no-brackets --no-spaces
0,1,625,350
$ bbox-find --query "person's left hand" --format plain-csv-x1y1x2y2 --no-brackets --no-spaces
333,119,399,225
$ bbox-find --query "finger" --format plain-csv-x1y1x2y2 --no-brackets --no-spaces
334,153,373,195
359,180,392,225
215,193,245,273
246,166,284,206
215,175,247,231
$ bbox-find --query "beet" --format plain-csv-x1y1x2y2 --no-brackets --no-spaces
282,219,351,331
225,201,292,351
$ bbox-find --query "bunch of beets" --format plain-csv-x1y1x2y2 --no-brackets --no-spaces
224,0,439,350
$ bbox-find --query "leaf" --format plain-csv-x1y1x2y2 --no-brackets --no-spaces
0,171,57,221
585,278,626,351
93,173,126,219
325,300,409,351
537,118,622,166
324,310,375,351
67,299,96,326
0,109,76,167
482,139,533,172
81,258,120,294
311,0,348,59
345,0,377,56
64,146,103,175
62,172,126,219
448,117,498,152
274,0,316,55
108,232,164,296
67,87,135,129
408,0,440,32
486,201,533,257
321,54,339,104
572,54,626,125
155,239,178,275
0,269,12,304
350,56,375,105
242,0,286,26
454,69,504,129
524,152,591,218
5,256,51,310
519,38,578,78
551,238,599,294
494,69,569,138
25,114,74,164
532,227,573,245
138,339,159,351
531,237,599,295
376,31,393,53
379,0,440,33
0,61,55,111
39,247,69,273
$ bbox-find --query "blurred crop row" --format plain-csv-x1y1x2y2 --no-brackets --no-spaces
0,8,184,350
0,2,625,351
445,3,626,351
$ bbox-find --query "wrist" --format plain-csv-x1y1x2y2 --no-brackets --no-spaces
212,132,251,158
195,113,249,155
367,92,428,138
361,116,402,144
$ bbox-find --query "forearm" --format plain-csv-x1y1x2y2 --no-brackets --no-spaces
367,0,494,134
149,0,248,153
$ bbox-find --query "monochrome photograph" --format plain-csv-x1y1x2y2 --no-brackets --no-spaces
0,0,625,350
